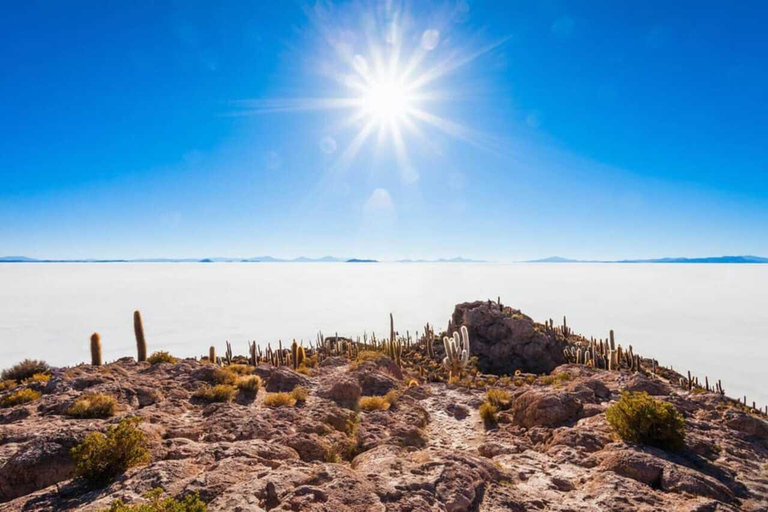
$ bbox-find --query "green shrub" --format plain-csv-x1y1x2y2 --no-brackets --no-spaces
2,359,50,383
290,385,308,404
71,417,150,487
147,351,177,365
606,391,685,451
1,388,41,407
68,393,117,419
479,402,498,427
263,392,295,408
103,487,206,511
235,375,262,394
192,384,236,403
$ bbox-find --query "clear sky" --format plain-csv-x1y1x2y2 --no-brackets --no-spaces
1,1,767,261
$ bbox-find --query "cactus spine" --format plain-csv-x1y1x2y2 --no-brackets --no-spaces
134,310,147,362
90,332,102,366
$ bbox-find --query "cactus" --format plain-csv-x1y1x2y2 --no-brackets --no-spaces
90,333,102,366
134,310,147,362
209,346,217,365
225,341,232,366
291,340,299,370
298,345,306,368
443,325,470,381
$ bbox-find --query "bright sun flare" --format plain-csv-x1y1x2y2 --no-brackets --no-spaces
238,3,508,180
361,79,412,123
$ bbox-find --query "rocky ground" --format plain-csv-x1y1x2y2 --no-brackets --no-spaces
1,302,767,511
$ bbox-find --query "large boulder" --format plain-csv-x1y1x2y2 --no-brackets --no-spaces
449,301,566,374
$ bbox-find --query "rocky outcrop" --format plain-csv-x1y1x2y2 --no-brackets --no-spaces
449,301,567,374
1,335,767,511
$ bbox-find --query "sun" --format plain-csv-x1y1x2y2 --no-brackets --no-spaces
361,79,412,124
236,2,509,179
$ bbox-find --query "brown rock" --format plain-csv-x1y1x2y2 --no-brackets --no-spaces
449,301,567,374
317,375,361,409
511,389,583,428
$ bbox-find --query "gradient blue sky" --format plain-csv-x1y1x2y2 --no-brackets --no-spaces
1,1,767,261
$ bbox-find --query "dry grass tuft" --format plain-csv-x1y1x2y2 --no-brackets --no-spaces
360,396,391,412
236,375,262,394
227,364,254,375
193,384,237,403
1,388,41,408
211,367,238,386
263,392,296,408
146,351,177,365
486,388,511,410
68,393,117,418
290,385,308,404
479,402,498,427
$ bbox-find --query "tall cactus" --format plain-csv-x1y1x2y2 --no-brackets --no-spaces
134,310,147,362
291,340,299,370
209,346,217,365
443,325,470,381
90,333,102,366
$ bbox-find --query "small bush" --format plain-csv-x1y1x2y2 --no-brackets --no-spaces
0,379,18,391
104,488,206,511
540,372,572,387
290,385,308,404
2,359,50,383
68,393,117,419
360,396,390,412
479,402,498,427
235,375,262,394
1,388,42,407
296,365,311,375
226,364,253,375
211,368,237,386
606,391,685,451
147,351,177,365
193,384,236,403
486,388,511,410
263,392,295,408
24,372,52,384
356,350,384,364
71,417,150,487
384,389,401,406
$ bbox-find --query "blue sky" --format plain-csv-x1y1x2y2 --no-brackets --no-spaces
1,0,767,261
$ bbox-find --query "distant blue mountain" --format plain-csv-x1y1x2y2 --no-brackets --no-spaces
531,255,768,264
346,258,378,263
397,256,486,263
528,256,580,263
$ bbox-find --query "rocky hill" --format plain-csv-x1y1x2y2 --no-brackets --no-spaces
1,302,767,511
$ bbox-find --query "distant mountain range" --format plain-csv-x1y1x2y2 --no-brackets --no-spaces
3,255,765,264
0,255,490,263
529,255,768,264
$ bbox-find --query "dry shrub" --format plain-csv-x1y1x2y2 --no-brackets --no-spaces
479,402,498,427
236,375,262,394
226,364,253,375
486,388,511,410
146,351,177,365
211,367,238,385
290,385,308,404
360,396,390,412
1,388,41,408
2,359,49,383
68,393,117,419
193,384,237,403
263,392,296,408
